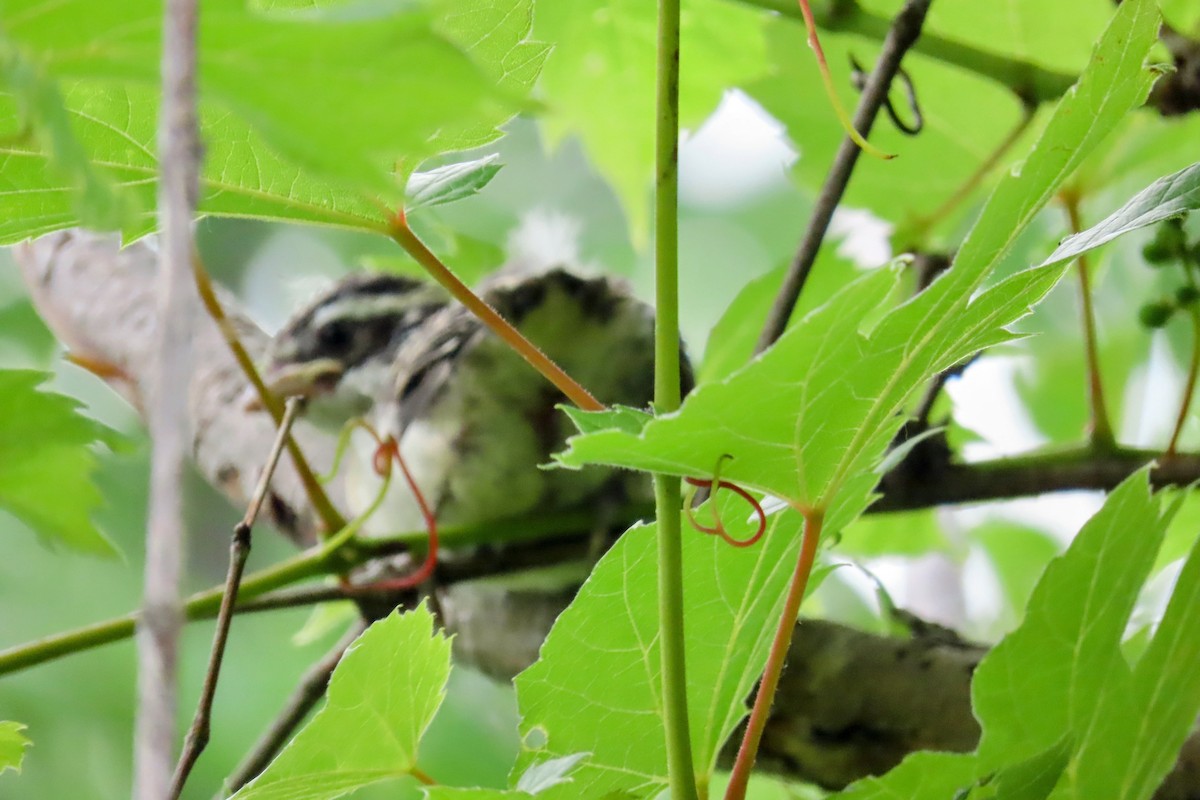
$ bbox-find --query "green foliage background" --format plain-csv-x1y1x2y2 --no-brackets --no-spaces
3,0,1200,798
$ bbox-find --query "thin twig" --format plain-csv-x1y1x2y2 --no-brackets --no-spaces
220,621,366,796
136,0,201,795
1062,194,1116,450
733,0,1077,106
389,213,603,412
903,106,1034,245
170,399,303,798
1167,308,1200,457
755,0,935,353
191,256,347,534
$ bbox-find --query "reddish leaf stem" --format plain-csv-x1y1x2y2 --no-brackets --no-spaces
724,509,824,800
1167,308,1200,457
796,0,893,160
389,211,603,412
1062,194,1116,450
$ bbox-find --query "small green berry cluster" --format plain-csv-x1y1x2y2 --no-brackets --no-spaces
1139,216,1200,329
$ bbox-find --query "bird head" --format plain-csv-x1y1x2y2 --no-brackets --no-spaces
260,273,448,430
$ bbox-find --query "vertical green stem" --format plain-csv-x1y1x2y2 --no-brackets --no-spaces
655,0,697,797
1062,195,1116,450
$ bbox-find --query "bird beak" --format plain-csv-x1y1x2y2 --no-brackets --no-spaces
244,358,345,412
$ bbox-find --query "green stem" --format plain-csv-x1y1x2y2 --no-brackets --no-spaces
191,254,346,533
733,0,1076,105
655,0,698,797
389,215,603,412
0,506,649,677
902,106,1034,246
1167,308,1200,457
0,543,333,676
724,510,823,800
1062,195,1116,450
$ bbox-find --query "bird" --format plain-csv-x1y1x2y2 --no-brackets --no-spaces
261,266,675,546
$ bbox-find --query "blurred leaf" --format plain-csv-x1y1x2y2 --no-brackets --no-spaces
0,0,528,242
699,249,866,384
0,721,30,776
971,520,1061,628
1160,0,1200,33
407,155,504,212
1044,163,1200,266
838,509,947,557
533,0,767,240
0,35,136,230
231,604,451,800
0,370,117,556
431,0,551,153
859,0,1114,73
516,498,808,795
972,473,1166,765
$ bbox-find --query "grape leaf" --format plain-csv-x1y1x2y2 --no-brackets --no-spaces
971,472,1171,767
836,469,1187,799
0,370,117,556
230,604,451,800
0,0,535,242
555,0,1159,531
0,721,30,776
0,36,136,231
1042,162,1200,267
515,498,808,796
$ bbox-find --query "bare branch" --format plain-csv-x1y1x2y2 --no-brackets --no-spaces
755,0,934,353
171,399,303,798
135,0,202,794
220,621,366,796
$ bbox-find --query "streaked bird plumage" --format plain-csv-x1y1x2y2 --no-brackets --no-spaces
264,267,674,537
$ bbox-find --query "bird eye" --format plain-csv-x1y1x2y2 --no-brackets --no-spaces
317,321,351,352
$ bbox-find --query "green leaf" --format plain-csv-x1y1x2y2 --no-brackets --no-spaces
1061,491,1200,800
231,604,451,800
833,751,978,799
431,0,551,154
0,721,30,776
533,0,766,240
838,509,948,557
556,0,1158,532
1043,162,1200,267
0,0,531,242
0,370,117,555
971,470,1172,768
407,155,504,211
515,499,808,795
0,35,136,230
836,469,1182,799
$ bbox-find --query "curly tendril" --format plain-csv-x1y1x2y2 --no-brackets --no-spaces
683,455,767,548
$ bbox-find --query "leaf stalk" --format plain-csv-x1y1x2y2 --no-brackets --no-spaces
724,510,823,800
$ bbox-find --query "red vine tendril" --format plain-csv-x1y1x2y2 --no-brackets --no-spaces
683,456,767,548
